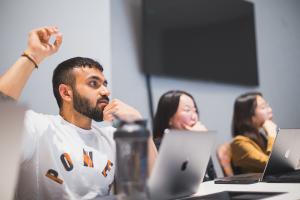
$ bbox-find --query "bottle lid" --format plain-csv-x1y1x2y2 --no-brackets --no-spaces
114,118,150,139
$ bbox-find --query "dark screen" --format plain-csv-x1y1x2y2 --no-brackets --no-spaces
142,0,259,86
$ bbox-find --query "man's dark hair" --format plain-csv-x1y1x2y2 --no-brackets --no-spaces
52,57,103,108
232,91,263,137
153,90,199,139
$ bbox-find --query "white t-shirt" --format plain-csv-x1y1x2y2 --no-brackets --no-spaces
15,110,116,200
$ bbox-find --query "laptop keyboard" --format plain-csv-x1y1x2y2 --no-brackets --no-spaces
214,173,261,184
264,169,300,183
180,191,285,200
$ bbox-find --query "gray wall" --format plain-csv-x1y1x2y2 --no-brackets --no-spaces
0,0,111,114
251,0,300,128
111,0,300,175
111,0,149,117
3,0,298,138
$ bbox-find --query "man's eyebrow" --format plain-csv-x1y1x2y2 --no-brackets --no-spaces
87,76,108,85
87,75,101,81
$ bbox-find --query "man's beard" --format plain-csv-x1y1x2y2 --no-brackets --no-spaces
72,88,108,122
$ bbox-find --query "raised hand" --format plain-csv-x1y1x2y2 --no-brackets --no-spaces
262,120,277,138
25,26,63,65
0,26,63,100
103,99,142,122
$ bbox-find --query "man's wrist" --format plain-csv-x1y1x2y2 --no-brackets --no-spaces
21,51,39,69
24,48,46,65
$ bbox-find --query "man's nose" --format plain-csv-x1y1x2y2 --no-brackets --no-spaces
99,85,110,96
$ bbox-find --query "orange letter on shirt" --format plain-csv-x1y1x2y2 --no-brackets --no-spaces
45,169,63,184
102,160,113,177
83,149,94,168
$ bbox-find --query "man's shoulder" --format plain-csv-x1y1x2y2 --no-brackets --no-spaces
24,109,60,129
25,109,57,119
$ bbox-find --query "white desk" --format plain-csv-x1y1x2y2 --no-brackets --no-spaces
99,181,300,200
194,180,300,200
98,181,300,200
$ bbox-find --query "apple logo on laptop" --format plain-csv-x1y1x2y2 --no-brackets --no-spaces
181,160,189,171
285,149,290,159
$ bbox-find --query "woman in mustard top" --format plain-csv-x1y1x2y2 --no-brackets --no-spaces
231,92,277,174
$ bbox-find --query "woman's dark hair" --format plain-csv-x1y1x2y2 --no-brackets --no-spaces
232,91,263,137
153,90,198,139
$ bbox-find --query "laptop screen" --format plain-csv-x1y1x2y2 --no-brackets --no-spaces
147,130,216,200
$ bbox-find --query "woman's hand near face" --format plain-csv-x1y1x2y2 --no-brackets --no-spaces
262,120,277,138
183,121,208,132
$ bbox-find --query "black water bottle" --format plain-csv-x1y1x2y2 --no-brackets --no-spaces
114,119,150,200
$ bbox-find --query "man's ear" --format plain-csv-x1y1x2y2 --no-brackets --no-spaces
59,84,73,103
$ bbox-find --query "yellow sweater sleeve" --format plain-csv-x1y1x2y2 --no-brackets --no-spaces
231,136,275,173
266,136,275,154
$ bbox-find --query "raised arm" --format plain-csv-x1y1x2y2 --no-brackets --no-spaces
0,26,63,100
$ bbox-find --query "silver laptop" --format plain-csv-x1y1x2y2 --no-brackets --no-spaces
215,129,300,184
0,102,26,199
147,130,216,200
262,128,300,180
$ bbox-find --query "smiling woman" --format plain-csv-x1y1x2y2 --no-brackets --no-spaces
153,90,205,139
153,90,216,181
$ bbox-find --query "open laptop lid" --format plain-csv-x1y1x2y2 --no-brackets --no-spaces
262,129,300,180
0,102,26,199
215,128,300,184
147,130,216,200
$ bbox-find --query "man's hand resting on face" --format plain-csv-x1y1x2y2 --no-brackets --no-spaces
103,99,142,122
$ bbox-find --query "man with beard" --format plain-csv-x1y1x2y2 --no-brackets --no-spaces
0,26,157,199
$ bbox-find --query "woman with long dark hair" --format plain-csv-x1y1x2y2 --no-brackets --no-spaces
231,92,277,174
153,90,216,181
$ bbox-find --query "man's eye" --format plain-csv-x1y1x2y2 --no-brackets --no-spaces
89,81,99,88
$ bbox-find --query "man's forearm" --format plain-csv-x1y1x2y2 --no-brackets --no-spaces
0,26,62,100
0,56,36,100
